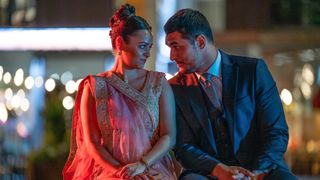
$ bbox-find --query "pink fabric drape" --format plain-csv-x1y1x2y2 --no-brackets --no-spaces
63,76,95,180
108,87,152,164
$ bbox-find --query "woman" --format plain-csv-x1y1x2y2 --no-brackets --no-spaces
63,4,176,180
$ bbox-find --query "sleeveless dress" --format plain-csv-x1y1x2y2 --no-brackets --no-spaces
63,71,176,180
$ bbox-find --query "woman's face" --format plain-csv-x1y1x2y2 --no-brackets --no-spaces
121,29,153,69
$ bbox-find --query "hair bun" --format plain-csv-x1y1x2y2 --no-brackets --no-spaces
108,3,151,49
117,4,135,20
109,4,135,27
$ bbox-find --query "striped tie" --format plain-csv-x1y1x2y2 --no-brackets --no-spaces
201,73,222,110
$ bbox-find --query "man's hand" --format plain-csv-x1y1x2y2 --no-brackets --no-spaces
252,169,269,180
253,172,267,180
211,163,254,180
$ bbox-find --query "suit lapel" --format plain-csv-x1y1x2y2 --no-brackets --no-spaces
174,50,239,154
179,73,217,153
221,51,239,154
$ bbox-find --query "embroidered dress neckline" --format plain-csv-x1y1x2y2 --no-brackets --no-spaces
109,71,150,95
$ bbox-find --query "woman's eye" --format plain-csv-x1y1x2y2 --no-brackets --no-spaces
139,45,146,49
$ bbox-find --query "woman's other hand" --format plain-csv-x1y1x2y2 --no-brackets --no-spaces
118,161,147,178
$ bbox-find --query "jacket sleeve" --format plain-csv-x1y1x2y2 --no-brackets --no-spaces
174,103,220,175
253,59,289,170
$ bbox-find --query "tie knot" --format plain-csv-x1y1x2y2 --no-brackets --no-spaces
201,73,213,86
202,73,213,80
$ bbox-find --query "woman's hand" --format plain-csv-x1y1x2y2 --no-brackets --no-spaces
117,161,147,179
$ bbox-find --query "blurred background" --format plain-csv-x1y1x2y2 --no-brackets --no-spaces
0,0,319,179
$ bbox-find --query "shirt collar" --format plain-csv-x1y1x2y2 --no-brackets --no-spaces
196,50,221,79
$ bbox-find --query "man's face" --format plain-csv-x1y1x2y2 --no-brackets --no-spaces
165,32,202,74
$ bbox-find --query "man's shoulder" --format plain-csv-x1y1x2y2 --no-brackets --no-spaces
225,53,270,77
168,74,180,85
228,53,261,64
168,73,195,85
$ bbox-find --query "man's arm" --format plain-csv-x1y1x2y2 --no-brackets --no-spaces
253,59,289,170
174,104,219,175
175,105,254,179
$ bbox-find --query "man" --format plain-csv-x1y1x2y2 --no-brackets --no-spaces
164,8,297,180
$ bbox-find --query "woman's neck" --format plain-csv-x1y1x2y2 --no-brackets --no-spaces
112,61,142,83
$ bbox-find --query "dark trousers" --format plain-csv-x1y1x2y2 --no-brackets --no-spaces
179,171,216,180
264,168,298,180
179,167,297,180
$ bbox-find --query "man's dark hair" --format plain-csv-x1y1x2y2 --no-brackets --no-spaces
164,8,214,44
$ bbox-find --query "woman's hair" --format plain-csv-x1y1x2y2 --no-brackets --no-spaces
164,8,214,44
109,4,152,49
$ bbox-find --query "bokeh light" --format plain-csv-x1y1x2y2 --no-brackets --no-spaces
0,103,8,123
50,73,60,80
4,88,13,100
75,79,83,91
14,68,24,86
0,66,3,81
280,89,293,106
63,96,74,110
11,95,21,109
24,76,35,89
300,82,312,100
45,78,56,92
65,80,76,94
3,72,12,84
34,76,44,88
21,98,30,112
16,122,28,138
61,71,73,85
302,63,314,85
17,89,25,98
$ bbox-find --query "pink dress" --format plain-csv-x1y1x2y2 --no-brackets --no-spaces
63,71,176,180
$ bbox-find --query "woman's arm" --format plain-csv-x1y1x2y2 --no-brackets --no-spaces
80,82,122,173
142,78,176,164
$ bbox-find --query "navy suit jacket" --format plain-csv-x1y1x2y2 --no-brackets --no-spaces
169,50,289,175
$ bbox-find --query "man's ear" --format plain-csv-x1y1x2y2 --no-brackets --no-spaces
115,36,123,51
196,35,206,49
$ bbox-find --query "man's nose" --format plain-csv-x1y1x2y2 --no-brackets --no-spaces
170,50,176,61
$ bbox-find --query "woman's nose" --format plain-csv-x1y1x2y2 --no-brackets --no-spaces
144,51,150,58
